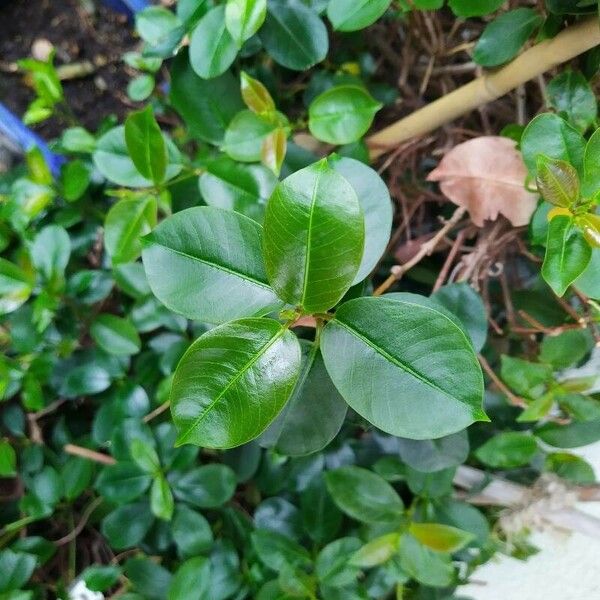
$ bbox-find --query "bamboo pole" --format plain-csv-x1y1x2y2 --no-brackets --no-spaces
367,17,600,159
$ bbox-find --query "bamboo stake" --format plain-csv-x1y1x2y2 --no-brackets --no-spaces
367,17,600,159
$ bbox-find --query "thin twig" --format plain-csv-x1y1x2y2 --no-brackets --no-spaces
53,497,103,546
478,354,527,409
143,401,170,423
64,444,116,466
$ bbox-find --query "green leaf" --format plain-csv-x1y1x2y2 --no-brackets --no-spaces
545,452,596,484
105,197,157,265
321,296,486,440
500,355,553,398
62,457,93,501
60,159,91,201
309,86,381,145
223,110,285,163
82,565,121,592
172,505,214,558
225,0,267,47
0,258,33,316
30,225,70,282
60,365,111,398
574,248,600,299
325,466,404,523
125,557,172,600
301,480,342,544
199,156,277,222
398,534,453,588
101,503,154,550
259,342,347,456
327,0,392,32
142,206,282,322
169,49,244,145
547,70,597,132
127,74,155,102
536,419,600,448
397,431,469,473
430,283,487,352
240,71,275,114
170,318,301,448
168,557,210,600
448,0,504,17
0,441,16,477
473,8,543,67
577,213,600,249
475,432,538,468
0,551,37,593
315,537,361,588
521,113,585,176
542,215,592,296
90,314,141,356
349,533,400,568
173,464,237,508
535,155,580,207
259,0,328,71
151,474,174,521
540,329,593,369
583,128,600,195
93,126,183,188
262,159,364,313
261,127,287,176
189,6,238,79
130,438,161,473
124,106,168,185
408,523,474,553
136,6,184,56
251,529,311,572
95,462,152,504
329,155,393,284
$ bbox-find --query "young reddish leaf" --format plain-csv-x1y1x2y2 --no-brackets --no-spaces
241,71,275,114
427,136,538,226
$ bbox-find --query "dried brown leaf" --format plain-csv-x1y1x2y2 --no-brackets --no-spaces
427,136,538,227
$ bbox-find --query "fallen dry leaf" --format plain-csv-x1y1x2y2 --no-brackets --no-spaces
427,136,538,227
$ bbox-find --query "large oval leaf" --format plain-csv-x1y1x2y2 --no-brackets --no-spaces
259,341,347,456
170,318,302,448
189,5,238,79
93,126,182,188
169,50,244,145
309,85,381,145
259,0,328,71
262,159,364,313
225,0,267,46
327,0,392,32
141,206,282,323
329,155,392,283
321,296,486,439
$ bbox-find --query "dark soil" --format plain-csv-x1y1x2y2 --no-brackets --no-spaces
0,0,138,139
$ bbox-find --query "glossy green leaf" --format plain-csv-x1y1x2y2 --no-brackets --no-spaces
0,258,33,315
170,318,301,448
82,565,121,592
61,159,91,201
349,533,400,568
136,6,184,57
327,0,392,32
535,155,580,207
125,557,172,600
124,106,167,184
259,342,347,456
0,550,37,593
30,225,70,282
408,523,475,553
309,86,381,145
90,314,141,356
60,365,111,398
95,462,152,504
577,213,600,248
473,8,542,67
262,159,364,313
448,0,504,17
398,534,453,588
261,126,287,176
0,441,16,477
150,474,174,521
574,248,600,299
172,506,214,558
101,503,154,550
475,432,538,468
173,464,237,507
540,329,593,369
259,0,328,71
547,70,597,132
301,480,342,544
225,0,267,47
199,157,277,222
189,6,238,79
500,355,552,398
62,457,93,501
127,74,155,101
583,128,600,195
93,126,183,188
397,431,469,473
536,419,600,448
521,113,585,176
169,50,244,145
141,206,282,323
329,155,393,284
105,197,157,265
545,452,596,484
315,537,361,588
251,529,311,571
321,296,486,440
223,110,285,163
325,466,404,523
542,215,592,296
168,557,210,600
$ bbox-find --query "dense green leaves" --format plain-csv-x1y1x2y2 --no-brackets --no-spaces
327,0,392,32
547,70,597,132
260,0,328,71
263,159,364,312
309,86,382,144
542,215,592,296
325,466,404,523
473,9,542,67
321,296,486,439
170,318,301,448
142,206,282,323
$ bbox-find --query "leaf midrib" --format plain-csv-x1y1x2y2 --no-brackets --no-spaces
300,166,322,306
177,325,286,443
146,239,272,290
